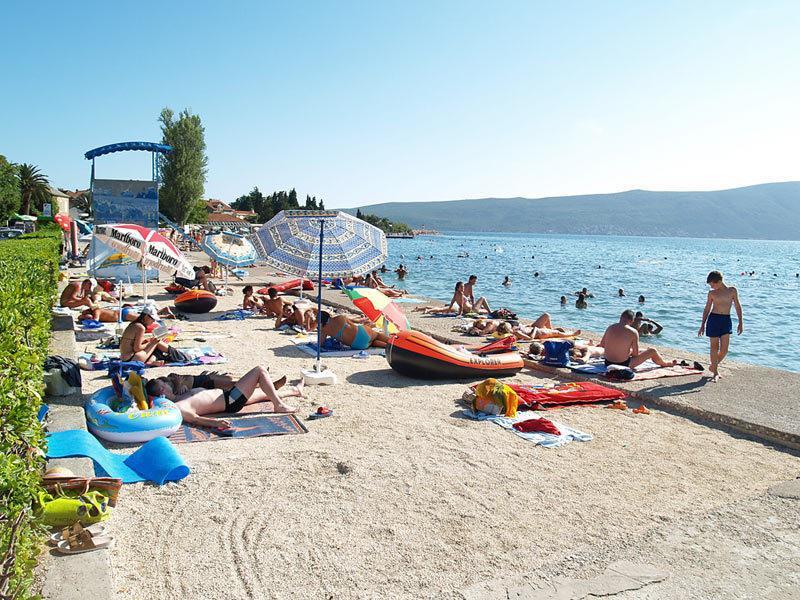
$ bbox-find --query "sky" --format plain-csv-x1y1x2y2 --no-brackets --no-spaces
1,0,799,208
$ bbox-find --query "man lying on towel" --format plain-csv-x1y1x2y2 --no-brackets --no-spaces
146,366,302,429
319,312,391,350
599,310,678,369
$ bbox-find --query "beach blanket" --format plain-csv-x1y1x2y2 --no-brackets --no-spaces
393,297,425,303
571,360,704,380
463,410,592,448
169,414,307,444
288,336,385,357
470,380,625,410
80,346,226,371
46,429,190,485
215,309,257,321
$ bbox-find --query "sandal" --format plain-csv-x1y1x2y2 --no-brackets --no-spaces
632,405,650,415
56,528,114,554
308,406,333,420
606,399,628,410
51,522,108,543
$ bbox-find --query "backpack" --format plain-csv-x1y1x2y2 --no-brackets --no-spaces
542,340,573,367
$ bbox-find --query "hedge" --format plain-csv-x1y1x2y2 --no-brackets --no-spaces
0,229,60,600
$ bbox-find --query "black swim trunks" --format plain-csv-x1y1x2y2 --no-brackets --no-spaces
222,386,248,413
605,357,632,368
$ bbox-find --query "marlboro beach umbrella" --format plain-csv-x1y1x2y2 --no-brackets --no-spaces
94,223,194,299
253,210,387,377
343,287,409,333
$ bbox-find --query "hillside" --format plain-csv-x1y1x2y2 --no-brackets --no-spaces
343,182,800,240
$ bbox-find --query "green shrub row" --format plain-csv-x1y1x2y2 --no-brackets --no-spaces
0,230,60,600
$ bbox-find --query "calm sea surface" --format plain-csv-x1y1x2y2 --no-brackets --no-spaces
383,232,800,373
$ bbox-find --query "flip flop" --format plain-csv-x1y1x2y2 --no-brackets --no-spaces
308,406,333,420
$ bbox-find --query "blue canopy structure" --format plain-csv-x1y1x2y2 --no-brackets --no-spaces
84,142,173,160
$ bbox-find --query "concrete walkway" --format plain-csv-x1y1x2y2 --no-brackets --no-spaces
315,285,800,451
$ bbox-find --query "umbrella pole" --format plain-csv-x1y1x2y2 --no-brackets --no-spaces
316,220,324,372
142,263,148,301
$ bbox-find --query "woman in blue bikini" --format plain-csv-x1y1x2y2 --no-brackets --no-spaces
319,312,391,350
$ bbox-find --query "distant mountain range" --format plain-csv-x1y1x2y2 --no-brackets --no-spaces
343,182,800,240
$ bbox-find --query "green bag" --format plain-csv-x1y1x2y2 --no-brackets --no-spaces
36,490,111,527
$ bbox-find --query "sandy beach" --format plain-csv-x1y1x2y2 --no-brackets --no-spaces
68,269,800,599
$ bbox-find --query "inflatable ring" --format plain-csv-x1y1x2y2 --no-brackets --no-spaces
85,387,182,443
386,330,523,380
174,289,217,313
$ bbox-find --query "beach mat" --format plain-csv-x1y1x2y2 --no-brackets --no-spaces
288,337,385,357
169,414,307,444
80,346,226,370
46,430,190,485
571,361,704,380
393,297,424,303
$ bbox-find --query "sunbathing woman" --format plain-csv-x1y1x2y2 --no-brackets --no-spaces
119,307,171,365
468,318,501,336
367,271,407,298
319,312,391,349
414,282,491,316
146,366,303,429
78,304,175,323
506,313,581,340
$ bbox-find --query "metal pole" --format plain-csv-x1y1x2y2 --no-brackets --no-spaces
316,219,324,372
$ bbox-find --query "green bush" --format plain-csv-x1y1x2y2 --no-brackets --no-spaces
0,230,60,599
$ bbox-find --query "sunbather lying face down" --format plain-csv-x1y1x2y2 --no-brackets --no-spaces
319,312,390,350
146,366,302,429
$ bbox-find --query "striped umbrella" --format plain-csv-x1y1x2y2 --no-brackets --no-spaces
343,287,409,332
93,223,194,299
253,210,387,372
201,231,258,268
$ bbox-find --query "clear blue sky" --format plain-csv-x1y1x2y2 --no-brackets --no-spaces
1,0,798,208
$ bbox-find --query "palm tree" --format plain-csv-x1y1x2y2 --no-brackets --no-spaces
18,163,49,215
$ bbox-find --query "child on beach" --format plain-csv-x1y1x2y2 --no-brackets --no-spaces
698,271,743,382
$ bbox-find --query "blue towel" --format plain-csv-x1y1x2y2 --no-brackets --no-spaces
46,430,190,485
80,319,104,329
215,309,255,321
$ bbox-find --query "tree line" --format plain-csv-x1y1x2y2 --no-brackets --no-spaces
231,187,325,223
355,208,411,233
0,156,52,223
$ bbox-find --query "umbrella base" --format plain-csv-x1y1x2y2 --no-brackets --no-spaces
302,367,338,386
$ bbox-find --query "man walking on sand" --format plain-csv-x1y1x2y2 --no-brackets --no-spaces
698,271,743,382
600,310,678,369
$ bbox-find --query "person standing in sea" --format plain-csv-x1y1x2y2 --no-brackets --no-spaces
698,271,744,382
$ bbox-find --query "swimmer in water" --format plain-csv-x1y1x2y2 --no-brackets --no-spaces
638,295,645,303
575,292,588,309
502,276,511,286
560,296,567,306
574,287,594,298
618,288,625,297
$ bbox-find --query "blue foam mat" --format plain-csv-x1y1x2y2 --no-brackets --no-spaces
46,430,190,485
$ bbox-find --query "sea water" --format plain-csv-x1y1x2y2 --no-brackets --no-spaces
383,232,800,373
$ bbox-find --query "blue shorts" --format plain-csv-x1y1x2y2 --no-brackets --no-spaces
706,313,732,338
121,306,133,321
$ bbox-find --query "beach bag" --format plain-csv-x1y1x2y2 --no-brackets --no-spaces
542,340,573,367
472,378,520,418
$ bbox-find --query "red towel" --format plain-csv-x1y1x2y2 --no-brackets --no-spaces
512,418,561,436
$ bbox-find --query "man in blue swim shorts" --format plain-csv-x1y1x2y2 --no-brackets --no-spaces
699,271,744,382
319,312,391,350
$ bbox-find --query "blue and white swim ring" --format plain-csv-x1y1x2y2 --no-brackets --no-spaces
85,387,182,444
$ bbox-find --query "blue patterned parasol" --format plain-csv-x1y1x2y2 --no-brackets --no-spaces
252,210,387,278
201,231,258,268
252,210,388,374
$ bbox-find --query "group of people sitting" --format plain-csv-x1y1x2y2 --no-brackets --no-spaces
414,275,493,316
527,309,684,370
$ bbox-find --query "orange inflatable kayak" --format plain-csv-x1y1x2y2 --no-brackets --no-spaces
386,330,523,380
174,290,218,313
